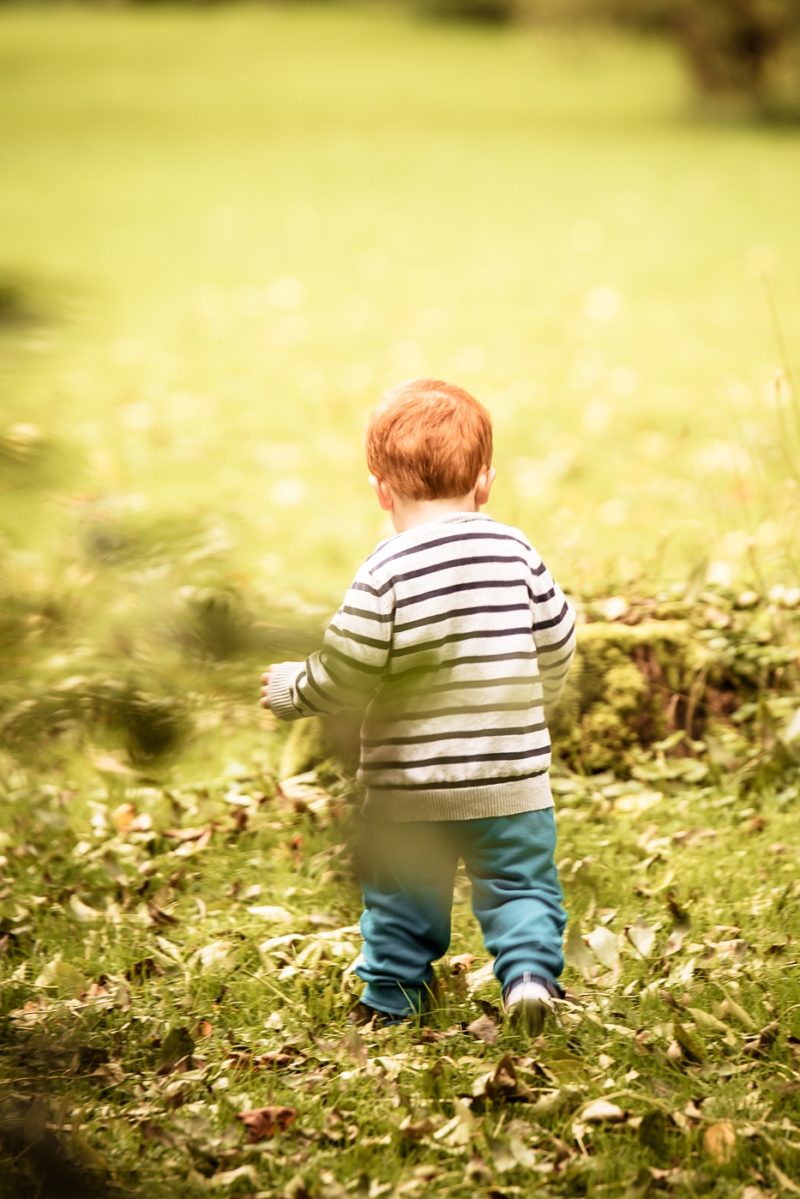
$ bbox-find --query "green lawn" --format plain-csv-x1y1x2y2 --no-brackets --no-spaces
2,2,799,599
1,758,798,1197
1,11,800,1195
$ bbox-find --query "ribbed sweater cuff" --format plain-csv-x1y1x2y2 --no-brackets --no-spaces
267,661,306,722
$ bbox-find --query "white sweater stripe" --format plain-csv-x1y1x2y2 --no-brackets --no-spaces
268,512,576,820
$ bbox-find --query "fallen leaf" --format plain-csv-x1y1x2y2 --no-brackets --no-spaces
586,925,620,970
625,922,656,959
236,1105,298,1142
473,1054,533,1102
465,960,496,994
206,1165,259,1188
340,1028,368,1066
580,1099,627,1124
466,1014,498,1044
34,957,88,997
743,1021,780,1055
69,895,102,923
246,904,293,923
432,1099,474,1147
163,825,212,843
92,1061,126,1088
399,1114,437,1140
564,924,596,978
703,1120,736,1164
187,939,232,971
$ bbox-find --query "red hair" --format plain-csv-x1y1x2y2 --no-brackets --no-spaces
366,379,493,500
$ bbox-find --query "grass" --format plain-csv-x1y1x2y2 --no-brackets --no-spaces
1,3,800,599
1,754,798,1197
1,6,800,1195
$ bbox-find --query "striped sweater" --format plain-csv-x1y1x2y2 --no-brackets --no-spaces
268,511,576,821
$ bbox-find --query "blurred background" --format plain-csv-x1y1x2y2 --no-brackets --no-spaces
1,0,799,776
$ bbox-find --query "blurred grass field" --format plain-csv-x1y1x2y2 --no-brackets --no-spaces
2,13,800,1195
2,2,799,599
2,2,800,780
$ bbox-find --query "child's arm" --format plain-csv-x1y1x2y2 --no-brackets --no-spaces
529,558,577,713
261,564,393,722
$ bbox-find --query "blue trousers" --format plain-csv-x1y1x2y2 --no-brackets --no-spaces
355,808,567,1017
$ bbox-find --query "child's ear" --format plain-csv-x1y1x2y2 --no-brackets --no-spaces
369,475,394,512
475,467,496,506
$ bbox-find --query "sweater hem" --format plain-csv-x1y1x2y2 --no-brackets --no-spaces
361,774,554,822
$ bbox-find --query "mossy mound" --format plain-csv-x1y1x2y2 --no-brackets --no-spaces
280,590,800,779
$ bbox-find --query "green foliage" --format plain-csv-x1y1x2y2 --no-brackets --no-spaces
285,591,800,780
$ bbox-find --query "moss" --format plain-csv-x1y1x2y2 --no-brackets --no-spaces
280,602,799,779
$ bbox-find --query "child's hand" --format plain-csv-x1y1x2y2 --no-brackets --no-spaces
260,670,272,710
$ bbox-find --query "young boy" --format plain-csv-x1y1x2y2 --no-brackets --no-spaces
261,379,576,1032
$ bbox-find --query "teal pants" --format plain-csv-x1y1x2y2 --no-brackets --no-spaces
355,808,566,1017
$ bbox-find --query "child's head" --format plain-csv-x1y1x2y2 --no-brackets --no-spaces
366,378,493,502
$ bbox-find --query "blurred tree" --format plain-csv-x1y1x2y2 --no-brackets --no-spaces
421,0,518,21
677,0,800,113
418,0,800,114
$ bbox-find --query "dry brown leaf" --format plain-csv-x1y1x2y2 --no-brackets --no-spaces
399,1114,437,1140
111,803,137,833
163,825,212,843
466,1014,498,1044
236,1105,298,1142
703,1120,736,1164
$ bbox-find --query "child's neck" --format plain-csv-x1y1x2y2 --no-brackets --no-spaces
390,493,481,534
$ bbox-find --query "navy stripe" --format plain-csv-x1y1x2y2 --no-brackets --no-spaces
391,651,537,680
383,676,541,699
371,530,532,568
391,554,529,590
392,626,533,657
361,721,547,747
540,648,574,673
361,745,551,771
396,578,526,609
532,601,569,632
341,604,393,624
394,602,530,634
528,585,555,605
537,620,576,654
366,768,549,793
351,579,382,597
329,621,388,651
296,668,334,713
367,700,536,725
376,681,544,705
324,645,384,676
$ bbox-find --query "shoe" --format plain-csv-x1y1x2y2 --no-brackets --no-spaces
347,1001,408,1028
502,973,561,1035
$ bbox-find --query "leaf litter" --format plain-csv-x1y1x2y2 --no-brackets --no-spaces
1,756,799,1197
